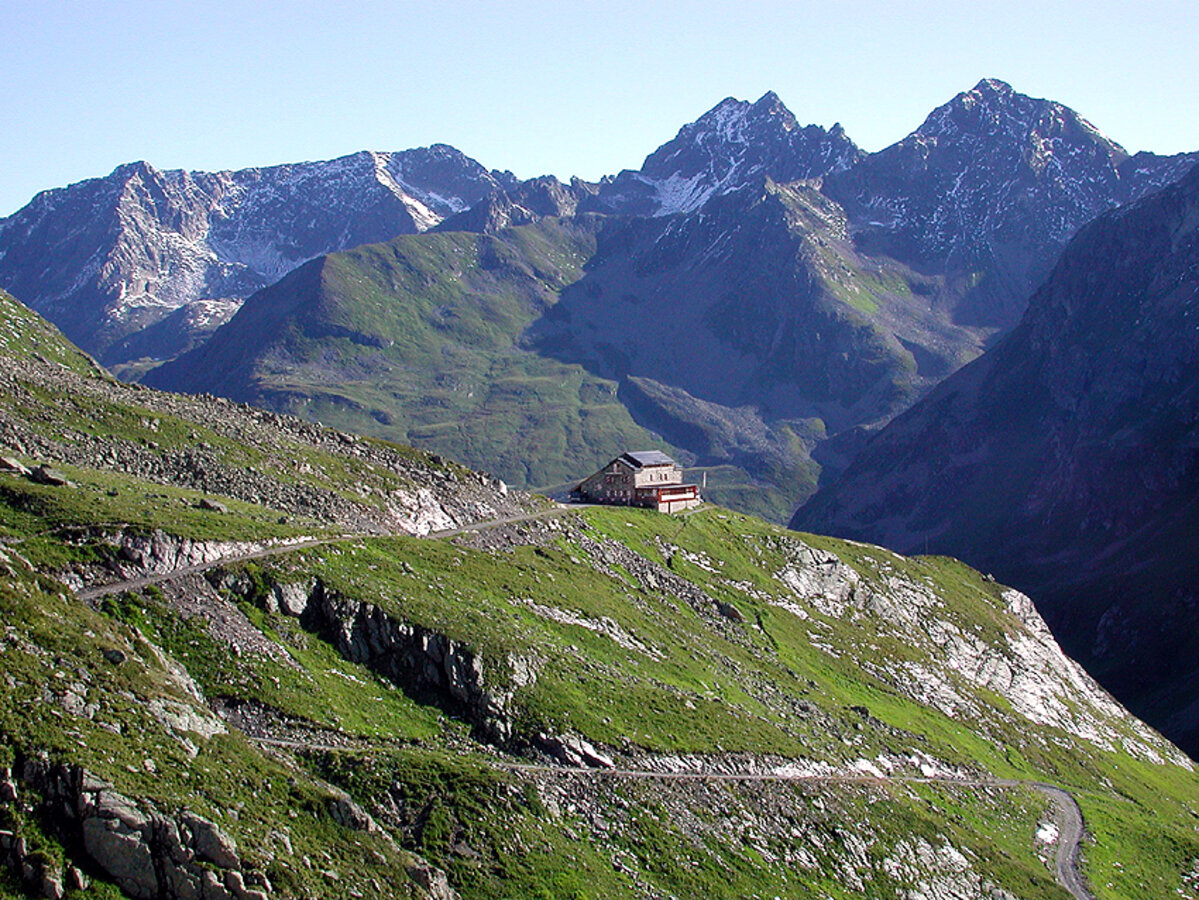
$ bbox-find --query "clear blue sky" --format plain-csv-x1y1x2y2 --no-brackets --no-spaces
4,0,1197,216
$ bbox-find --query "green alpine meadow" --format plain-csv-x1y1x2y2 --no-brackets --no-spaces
0,288,1197,899
145,185,973,525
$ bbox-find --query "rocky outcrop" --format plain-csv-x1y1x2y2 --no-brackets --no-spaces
217,573,527,745
220,569,617,766
113,530,270,576
4,755,461,900
6,758,265,900
769,534,1191,766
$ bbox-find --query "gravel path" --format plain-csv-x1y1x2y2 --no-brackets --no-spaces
69,505,1094,899
497,763,1095,899
1022,781,1095,900
246,731,1094,899
73,507,574,602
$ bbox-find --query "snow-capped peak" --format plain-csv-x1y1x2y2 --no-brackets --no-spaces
619,92,860,216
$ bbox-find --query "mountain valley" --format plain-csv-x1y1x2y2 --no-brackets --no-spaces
6,80,1198,524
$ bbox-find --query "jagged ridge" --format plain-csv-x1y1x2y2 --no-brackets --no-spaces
0,147,516,365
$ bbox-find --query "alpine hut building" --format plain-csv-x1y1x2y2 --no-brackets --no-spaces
572,451,702,513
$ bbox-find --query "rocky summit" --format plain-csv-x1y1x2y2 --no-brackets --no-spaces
591,90,863,217
822,77,1199,328
795,160,1199,756
3,287,1199,898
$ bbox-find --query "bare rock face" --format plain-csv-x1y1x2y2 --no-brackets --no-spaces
327,794,378,833
115,529,265,575
181,813,240,869
29,465,70,486
534,732,616,769
9,760,257,900
79,793,157,898
0,455,30,475
406,860,460,900
219,572,525,745
267,579,317,617
769,533,1191,767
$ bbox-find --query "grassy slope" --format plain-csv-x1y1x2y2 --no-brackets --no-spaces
150,188,989,525
1,292,1198,898
6,469,1199,898
0,289,103,377
2,459,1197,898
205,220,674,492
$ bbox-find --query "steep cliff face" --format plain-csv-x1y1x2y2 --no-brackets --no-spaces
795,161,1199,752
0,147,513,364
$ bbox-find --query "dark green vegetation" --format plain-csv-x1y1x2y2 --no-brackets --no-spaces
2,290,1199,899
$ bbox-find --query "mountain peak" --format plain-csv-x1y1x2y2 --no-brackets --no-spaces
818,78,1157,319
606,93,859,216
751,90,786,110
112,159,160,182
918,78,1121,153
906,77,1125,159
969,77,1016,98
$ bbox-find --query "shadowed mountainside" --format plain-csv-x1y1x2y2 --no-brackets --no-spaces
795,161,1199,755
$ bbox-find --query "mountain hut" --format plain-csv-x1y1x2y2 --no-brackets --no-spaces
572,451,701,513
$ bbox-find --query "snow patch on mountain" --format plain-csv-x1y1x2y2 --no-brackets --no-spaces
597,91,862,217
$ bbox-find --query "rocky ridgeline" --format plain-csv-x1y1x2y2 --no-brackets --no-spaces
0,149,516,363
0,352,529,536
